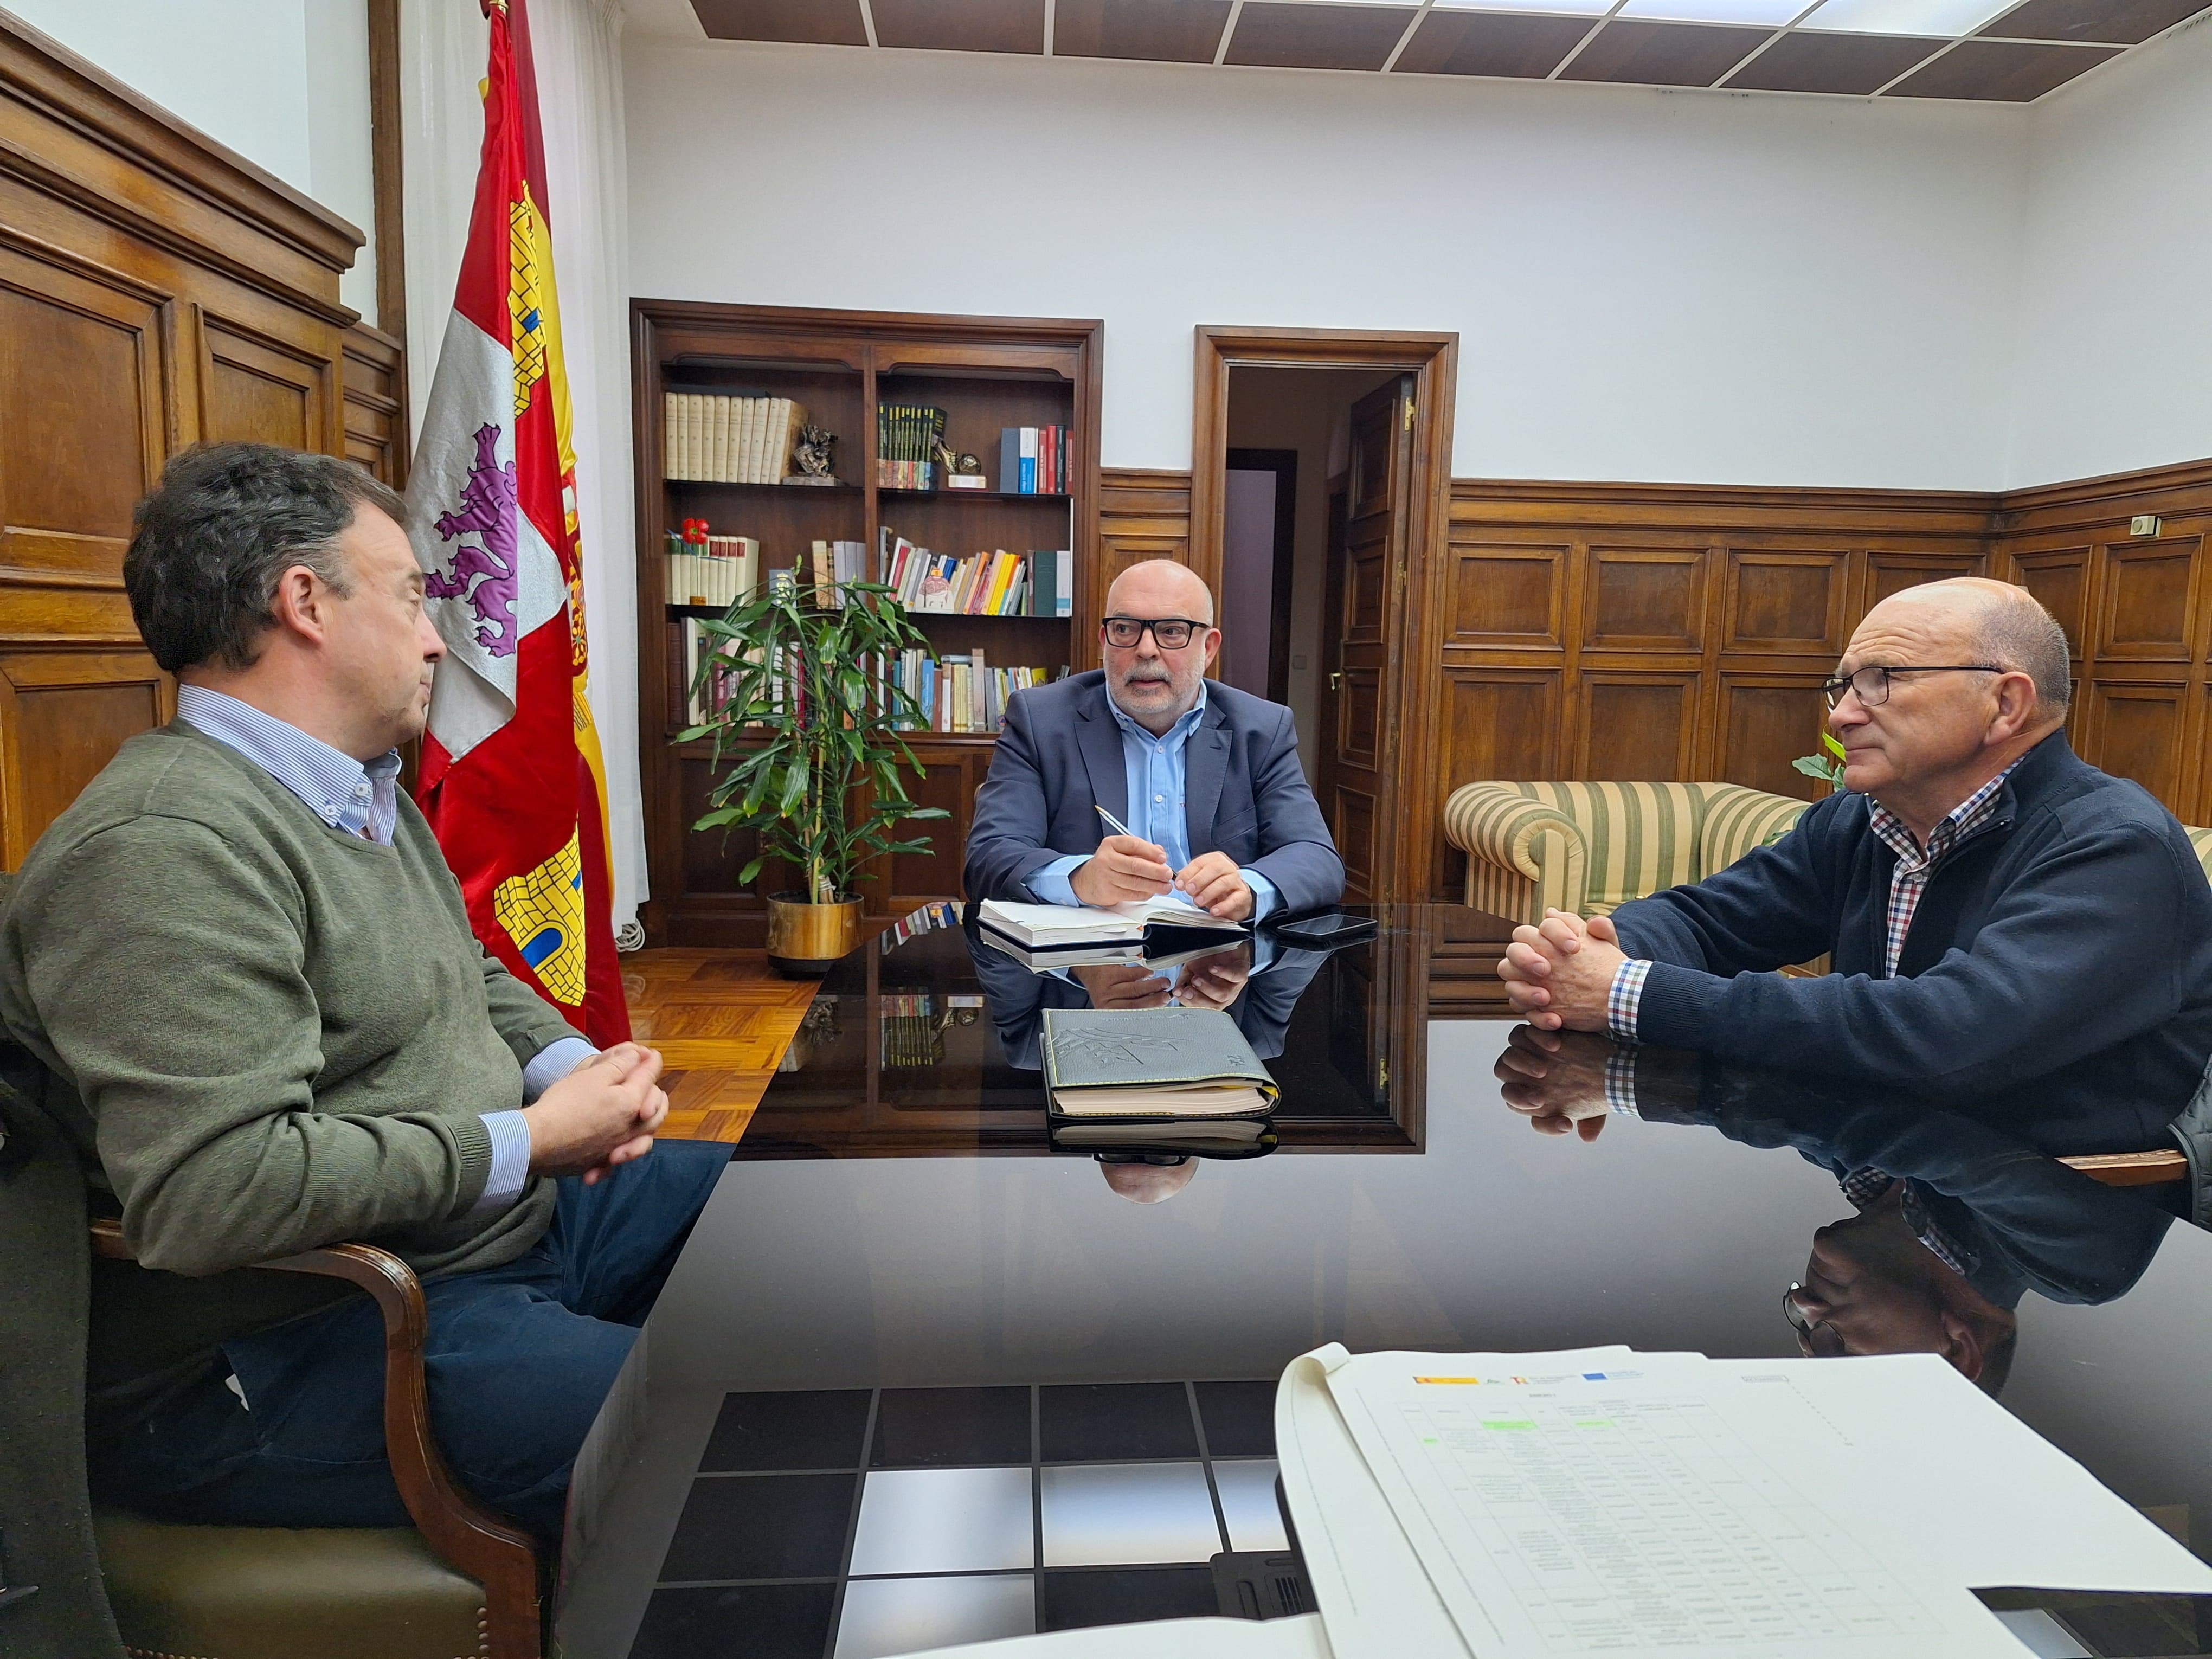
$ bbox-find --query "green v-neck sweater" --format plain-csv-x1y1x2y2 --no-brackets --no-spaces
0,723,578,1383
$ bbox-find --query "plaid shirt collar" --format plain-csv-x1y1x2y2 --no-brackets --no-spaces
1864,761,2018,872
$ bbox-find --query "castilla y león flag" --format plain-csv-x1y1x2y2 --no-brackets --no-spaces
405,0,629,1047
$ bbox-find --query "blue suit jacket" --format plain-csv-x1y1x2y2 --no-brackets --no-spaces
962,671,1346,915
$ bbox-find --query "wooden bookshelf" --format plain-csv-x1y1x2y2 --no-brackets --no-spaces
630,301,1104,947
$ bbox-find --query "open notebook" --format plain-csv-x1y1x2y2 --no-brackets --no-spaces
978,896,1246,949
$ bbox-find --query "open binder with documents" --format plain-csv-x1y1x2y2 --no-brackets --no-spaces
1276,1343,2212,1659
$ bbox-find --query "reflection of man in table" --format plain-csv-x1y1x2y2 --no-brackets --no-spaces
1496,1026,2172,1390
1498,580,2212,1149
963,560,1344,922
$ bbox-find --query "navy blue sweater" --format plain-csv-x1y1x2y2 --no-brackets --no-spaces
1610,734,2212,1154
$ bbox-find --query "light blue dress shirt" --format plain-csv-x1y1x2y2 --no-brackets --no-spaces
1024,682,1282,919
173,686,593,1211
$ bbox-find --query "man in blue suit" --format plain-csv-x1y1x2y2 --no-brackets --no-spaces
963,559,1344,920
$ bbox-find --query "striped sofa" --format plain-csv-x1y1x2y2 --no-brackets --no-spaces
1442,781,1811,925
1445,782,2212,928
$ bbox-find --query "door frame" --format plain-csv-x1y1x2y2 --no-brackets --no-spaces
1191,326,1457,905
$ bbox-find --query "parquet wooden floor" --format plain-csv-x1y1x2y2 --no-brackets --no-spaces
624,948,818,1144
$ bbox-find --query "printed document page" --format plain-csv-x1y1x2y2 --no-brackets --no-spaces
1314,1348,2025,1659
1700,1354,2212,1597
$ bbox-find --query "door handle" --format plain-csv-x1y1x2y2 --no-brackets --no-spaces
1329,672,1343,691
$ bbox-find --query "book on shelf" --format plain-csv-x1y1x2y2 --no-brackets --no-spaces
665,526,760,607
884,648,1066,734
876,403,946,490
801,539,869,608
878,528,1073,618
662,391,807,484
681,615,801,728
998,425,1069,494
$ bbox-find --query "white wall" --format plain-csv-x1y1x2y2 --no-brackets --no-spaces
5,0,378,321
2006,15,2212,489
624,41,2031,492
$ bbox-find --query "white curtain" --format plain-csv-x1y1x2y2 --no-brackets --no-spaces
399,0,648,936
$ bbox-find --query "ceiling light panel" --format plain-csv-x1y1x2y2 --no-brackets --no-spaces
1432,0,1610,14
1796,0,2013,33
1616,0,1806,21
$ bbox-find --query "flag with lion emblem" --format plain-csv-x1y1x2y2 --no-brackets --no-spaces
404,0,629,1046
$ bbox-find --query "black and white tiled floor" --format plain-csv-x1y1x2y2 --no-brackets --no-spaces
630,1380,1290,1659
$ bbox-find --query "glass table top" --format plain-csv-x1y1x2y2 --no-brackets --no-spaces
560,903,2212,1659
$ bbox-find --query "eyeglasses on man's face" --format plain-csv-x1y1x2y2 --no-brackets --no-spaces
1784,1282,1846,1357
1819,664,2003,710
1102,615,1208,651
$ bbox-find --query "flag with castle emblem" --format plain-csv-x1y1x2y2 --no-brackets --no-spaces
404,0,629,1046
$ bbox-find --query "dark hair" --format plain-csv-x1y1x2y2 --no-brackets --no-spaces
123,443,409,674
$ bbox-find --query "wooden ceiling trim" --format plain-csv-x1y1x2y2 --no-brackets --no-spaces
1224,2,1420,72
1886,36,2120,98
1557,19,1774,86
687,0,870,47
1980,0,2209,43
870,0,1048,55
1052,0,1236,62
1392,10,1593,78
1724,30,1947,93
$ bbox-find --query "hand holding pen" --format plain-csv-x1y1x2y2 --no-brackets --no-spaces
1068,803,1178,908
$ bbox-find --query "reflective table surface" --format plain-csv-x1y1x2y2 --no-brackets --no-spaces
561,904,2212,1659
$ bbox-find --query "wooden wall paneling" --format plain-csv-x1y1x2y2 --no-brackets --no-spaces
1721,548,1848,656
198,309,332,451
1094,467,1193,641
2093,536,2200,664
1443,666,1562,790
0,239,166,632
1447,539,1564,648
341,322,407,485
2008,545,2093,657
0,647,170,866
1582,545,1707,653
1714,671,1833,802
0,18,365,866
1575,670,1699,781
2080,679,2193,812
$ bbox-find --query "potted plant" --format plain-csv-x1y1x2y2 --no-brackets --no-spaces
681,572,947,975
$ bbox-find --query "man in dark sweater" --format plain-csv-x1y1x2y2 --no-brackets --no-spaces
1499,578,2212,1152
0,445,726,1539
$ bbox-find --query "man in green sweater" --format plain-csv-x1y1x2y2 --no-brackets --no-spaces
0,443,727,1540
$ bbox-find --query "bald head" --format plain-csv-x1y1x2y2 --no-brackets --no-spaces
1104,559,1214,623
1100,560,1220,735
1099,1159,1198,1204
1864,578,2071,718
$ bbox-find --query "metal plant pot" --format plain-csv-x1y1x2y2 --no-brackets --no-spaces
764,892,861,978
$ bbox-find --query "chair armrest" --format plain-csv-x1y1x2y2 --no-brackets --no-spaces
1442,784,1584,880
89,1217,541,1658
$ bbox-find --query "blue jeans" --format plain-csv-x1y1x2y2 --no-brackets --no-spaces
91,1140,728,1541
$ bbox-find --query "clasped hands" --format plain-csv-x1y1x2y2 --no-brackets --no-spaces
522,1041,670,1185
1498,908,1628,1032
1071,833,1253,921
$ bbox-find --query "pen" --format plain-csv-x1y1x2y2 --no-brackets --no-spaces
1094,803,1136,839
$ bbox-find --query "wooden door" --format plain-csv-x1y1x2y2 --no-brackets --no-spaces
1325,378,1413,903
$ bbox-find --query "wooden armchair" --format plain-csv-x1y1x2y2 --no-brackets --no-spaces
89,1217,543,1659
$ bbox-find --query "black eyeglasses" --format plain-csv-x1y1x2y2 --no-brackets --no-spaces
1784,1282,1845,1357
1102,615,1209,650
1819,664,2003,710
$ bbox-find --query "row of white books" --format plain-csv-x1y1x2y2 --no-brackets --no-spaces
664,533,759,608
663,392,808,484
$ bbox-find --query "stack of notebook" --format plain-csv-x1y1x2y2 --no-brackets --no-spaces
1039,1007,1279,1121
976,897,1246,968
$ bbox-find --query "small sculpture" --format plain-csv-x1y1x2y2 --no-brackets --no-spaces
938,440,988,490
787,425,839,485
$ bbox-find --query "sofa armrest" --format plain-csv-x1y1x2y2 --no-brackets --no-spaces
1442,784,1589,922
89,1218,542,1659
